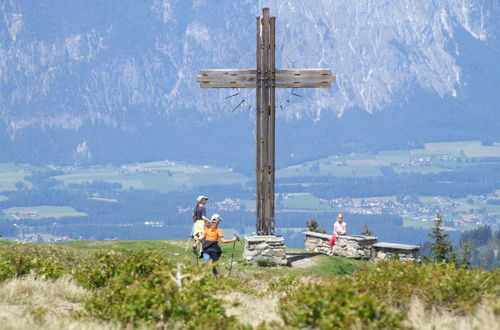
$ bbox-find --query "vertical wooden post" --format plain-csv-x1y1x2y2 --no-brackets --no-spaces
262,8,270,234
255,15,263,234
255,8,276,235
269,16,276,233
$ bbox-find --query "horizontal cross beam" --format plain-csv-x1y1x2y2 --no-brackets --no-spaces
196,68,336,88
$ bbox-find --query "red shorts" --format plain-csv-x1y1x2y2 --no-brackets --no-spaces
329,235,336,246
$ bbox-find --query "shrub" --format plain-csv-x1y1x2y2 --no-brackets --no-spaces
268,275,301,293
306,219,326,234
74,249,171,290
0,243,74,281
257,259,277,268
78,250,239,329
351,261,499,313
279,282,404,329
278,261,499,328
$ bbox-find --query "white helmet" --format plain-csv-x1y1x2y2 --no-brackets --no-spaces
210,213,222,223
197,195,208,202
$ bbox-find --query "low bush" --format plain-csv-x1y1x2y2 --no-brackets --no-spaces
78,250,239,329
268,275,301,293
0,243,74,281
279,282,404,329
257,259,277,268
351,261,499,313
278,260,499,328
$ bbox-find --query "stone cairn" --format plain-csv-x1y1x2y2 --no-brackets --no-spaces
304,231,420,262
243,235,288,266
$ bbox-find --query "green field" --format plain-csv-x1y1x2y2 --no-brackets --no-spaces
2,206,87,219
276,140,500,178
403,216,439,229
54,161,249,192
0,163,33,193
418,141,500,157
280,193,332,211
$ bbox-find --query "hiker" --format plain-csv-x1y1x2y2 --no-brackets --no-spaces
195,213,238,277
192,195,210,255
327,213,347,256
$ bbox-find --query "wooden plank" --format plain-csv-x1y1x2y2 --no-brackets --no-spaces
200,68,331,75
255,14,262,234
262,7,270,234
276,82,331,88
269,16,276,226
276,68,331,74
196,75,256,82
200,83,257,88
275,75,336,82
200,69,256,74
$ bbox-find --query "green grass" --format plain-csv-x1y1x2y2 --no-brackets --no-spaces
2,206,87,219
280,193,332,210
0,164,33,193
53,240,367,278
393,166,451,174
403,216,436,229
54,162,249,193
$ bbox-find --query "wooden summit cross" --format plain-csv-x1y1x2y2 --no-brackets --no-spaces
197,8,335,236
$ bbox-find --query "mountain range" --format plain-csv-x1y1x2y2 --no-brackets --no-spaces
1,0,499,171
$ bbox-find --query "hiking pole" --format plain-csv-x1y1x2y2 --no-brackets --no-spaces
183,234,192,257
228,235,239,277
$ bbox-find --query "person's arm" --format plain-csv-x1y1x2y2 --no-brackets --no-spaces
195,231,206,241
220,236,237,243
339,223,347,235
201,208,210,222
218,229,238,243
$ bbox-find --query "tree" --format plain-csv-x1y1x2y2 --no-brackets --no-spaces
360,223,373,236
306,219,326,234
428,214,454,263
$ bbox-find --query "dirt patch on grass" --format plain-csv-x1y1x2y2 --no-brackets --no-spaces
224,291,283,327
288,252,321,268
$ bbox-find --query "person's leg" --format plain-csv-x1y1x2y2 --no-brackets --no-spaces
211,255,219,276
328,235,336,255
202,252,218,277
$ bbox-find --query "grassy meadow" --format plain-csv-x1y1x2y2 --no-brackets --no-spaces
2,206,87,220
53,161,249,192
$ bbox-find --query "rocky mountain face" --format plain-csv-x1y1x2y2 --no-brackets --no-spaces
1,0,499,168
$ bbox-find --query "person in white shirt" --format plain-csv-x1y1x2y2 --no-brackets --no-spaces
327,213,347,255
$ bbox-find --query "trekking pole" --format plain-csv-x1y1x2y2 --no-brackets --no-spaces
183,235,192,257
228,235,239,277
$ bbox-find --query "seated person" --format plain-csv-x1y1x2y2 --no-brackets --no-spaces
328,213,347,255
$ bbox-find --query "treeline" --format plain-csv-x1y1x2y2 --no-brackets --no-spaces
277,164,500,198
459,225,499,270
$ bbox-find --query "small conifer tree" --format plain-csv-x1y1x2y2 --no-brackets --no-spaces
306,219,326,234
360,223,373,236
428,214,454,263
457,242,472,269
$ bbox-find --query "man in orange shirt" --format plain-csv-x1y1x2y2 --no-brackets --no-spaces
195,213,238,277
